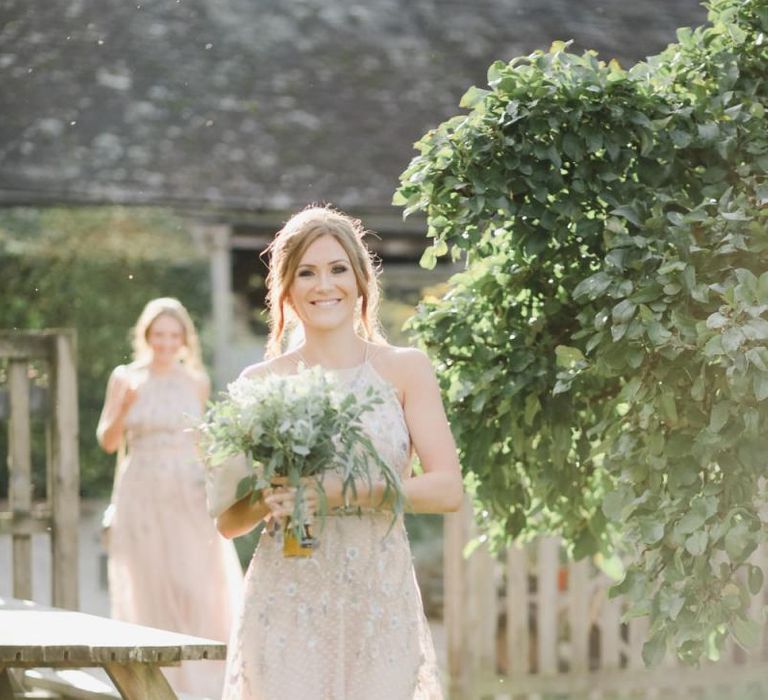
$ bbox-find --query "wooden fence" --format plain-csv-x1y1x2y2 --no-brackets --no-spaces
444,501,768,699
0,330,79,610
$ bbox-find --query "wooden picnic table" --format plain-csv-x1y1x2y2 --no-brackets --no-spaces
0,597,227,700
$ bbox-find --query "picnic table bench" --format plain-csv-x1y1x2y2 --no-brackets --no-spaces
0,597,226,700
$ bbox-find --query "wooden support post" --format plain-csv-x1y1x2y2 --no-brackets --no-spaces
0,667,16,700
0,666,24,700
105,663,176,700
49,331,79,611
209,225,233,390
8,360,33,600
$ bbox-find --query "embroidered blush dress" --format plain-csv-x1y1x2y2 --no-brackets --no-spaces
209,360,443,700
108,365,243,699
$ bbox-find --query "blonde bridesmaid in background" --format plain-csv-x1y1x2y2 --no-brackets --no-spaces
97,297,243,699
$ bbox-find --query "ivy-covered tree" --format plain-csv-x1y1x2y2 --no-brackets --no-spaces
395,0,768,664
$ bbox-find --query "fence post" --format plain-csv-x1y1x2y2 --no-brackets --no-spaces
506,544,530,680
568,559,590,674
445,497,469,698
537,537,560,676
466,515,497,679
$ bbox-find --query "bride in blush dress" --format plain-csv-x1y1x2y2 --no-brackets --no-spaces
206,207,464,700
97,297,243,699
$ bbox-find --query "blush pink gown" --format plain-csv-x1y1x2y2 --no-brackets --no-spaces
108,366,243,699
208,360,443,700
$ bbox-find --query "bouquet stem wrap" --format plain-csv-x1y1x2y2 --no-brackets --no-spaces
282,518,316,557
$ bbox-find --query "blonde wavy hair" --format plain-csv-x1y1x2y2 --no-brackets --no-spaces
264,205,386,358
131,297,204,373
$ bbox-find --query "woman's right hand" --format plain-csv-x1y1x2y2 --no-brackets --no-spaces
97,366,140,454
119,381,139,414
263,481,319,522
118,369,146,415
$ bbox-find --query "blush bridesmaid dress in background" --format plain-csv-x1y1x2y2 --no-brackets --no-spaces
109,365,244,699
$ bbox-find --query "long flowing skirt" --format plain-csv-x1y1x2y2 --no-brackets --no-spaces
109,446,243,699
222,513,443,700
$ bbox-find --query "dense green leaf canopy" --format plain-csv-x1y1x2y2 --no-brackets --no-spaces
396,0,768,663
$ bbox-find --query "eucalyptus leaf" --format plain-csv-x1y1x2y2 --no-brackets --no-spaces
642,633,667,667
732,616,761,649
748,565,764,595
685,531,708,556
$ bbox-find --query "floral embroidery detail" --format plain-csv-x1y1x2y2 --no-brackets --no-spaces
220,363,443,700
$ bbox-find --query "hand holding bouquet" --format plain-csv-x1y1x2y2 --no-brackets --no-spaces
200,365,405,556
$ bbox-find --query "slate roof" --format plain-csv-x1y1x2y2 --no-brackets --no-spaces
0,0,707,213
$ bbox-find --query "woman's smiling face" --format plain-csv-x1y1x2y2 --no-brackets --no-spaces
288,234,359,332
146,313,186,364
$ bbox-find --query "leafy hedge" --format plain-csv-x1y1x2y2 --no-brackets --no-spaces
396,0,768,663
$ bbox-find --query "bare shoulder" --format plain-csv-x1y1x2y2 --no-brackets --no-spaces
110,363,128,379
185,367,211,392
239,359,272,380
239,353,296,380
109,363,135,386
369,344,435,392
372,344,432,371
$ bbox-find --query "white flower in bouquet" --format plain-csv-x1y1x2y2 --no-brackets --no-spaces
200,365,405,546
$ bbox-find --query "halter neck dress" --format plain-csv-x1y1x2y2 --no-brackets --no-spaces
212,357,443,700
108,365,243,699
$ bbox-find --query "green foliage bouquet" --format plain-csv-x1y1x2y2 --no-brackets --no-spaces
200,365,405,555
